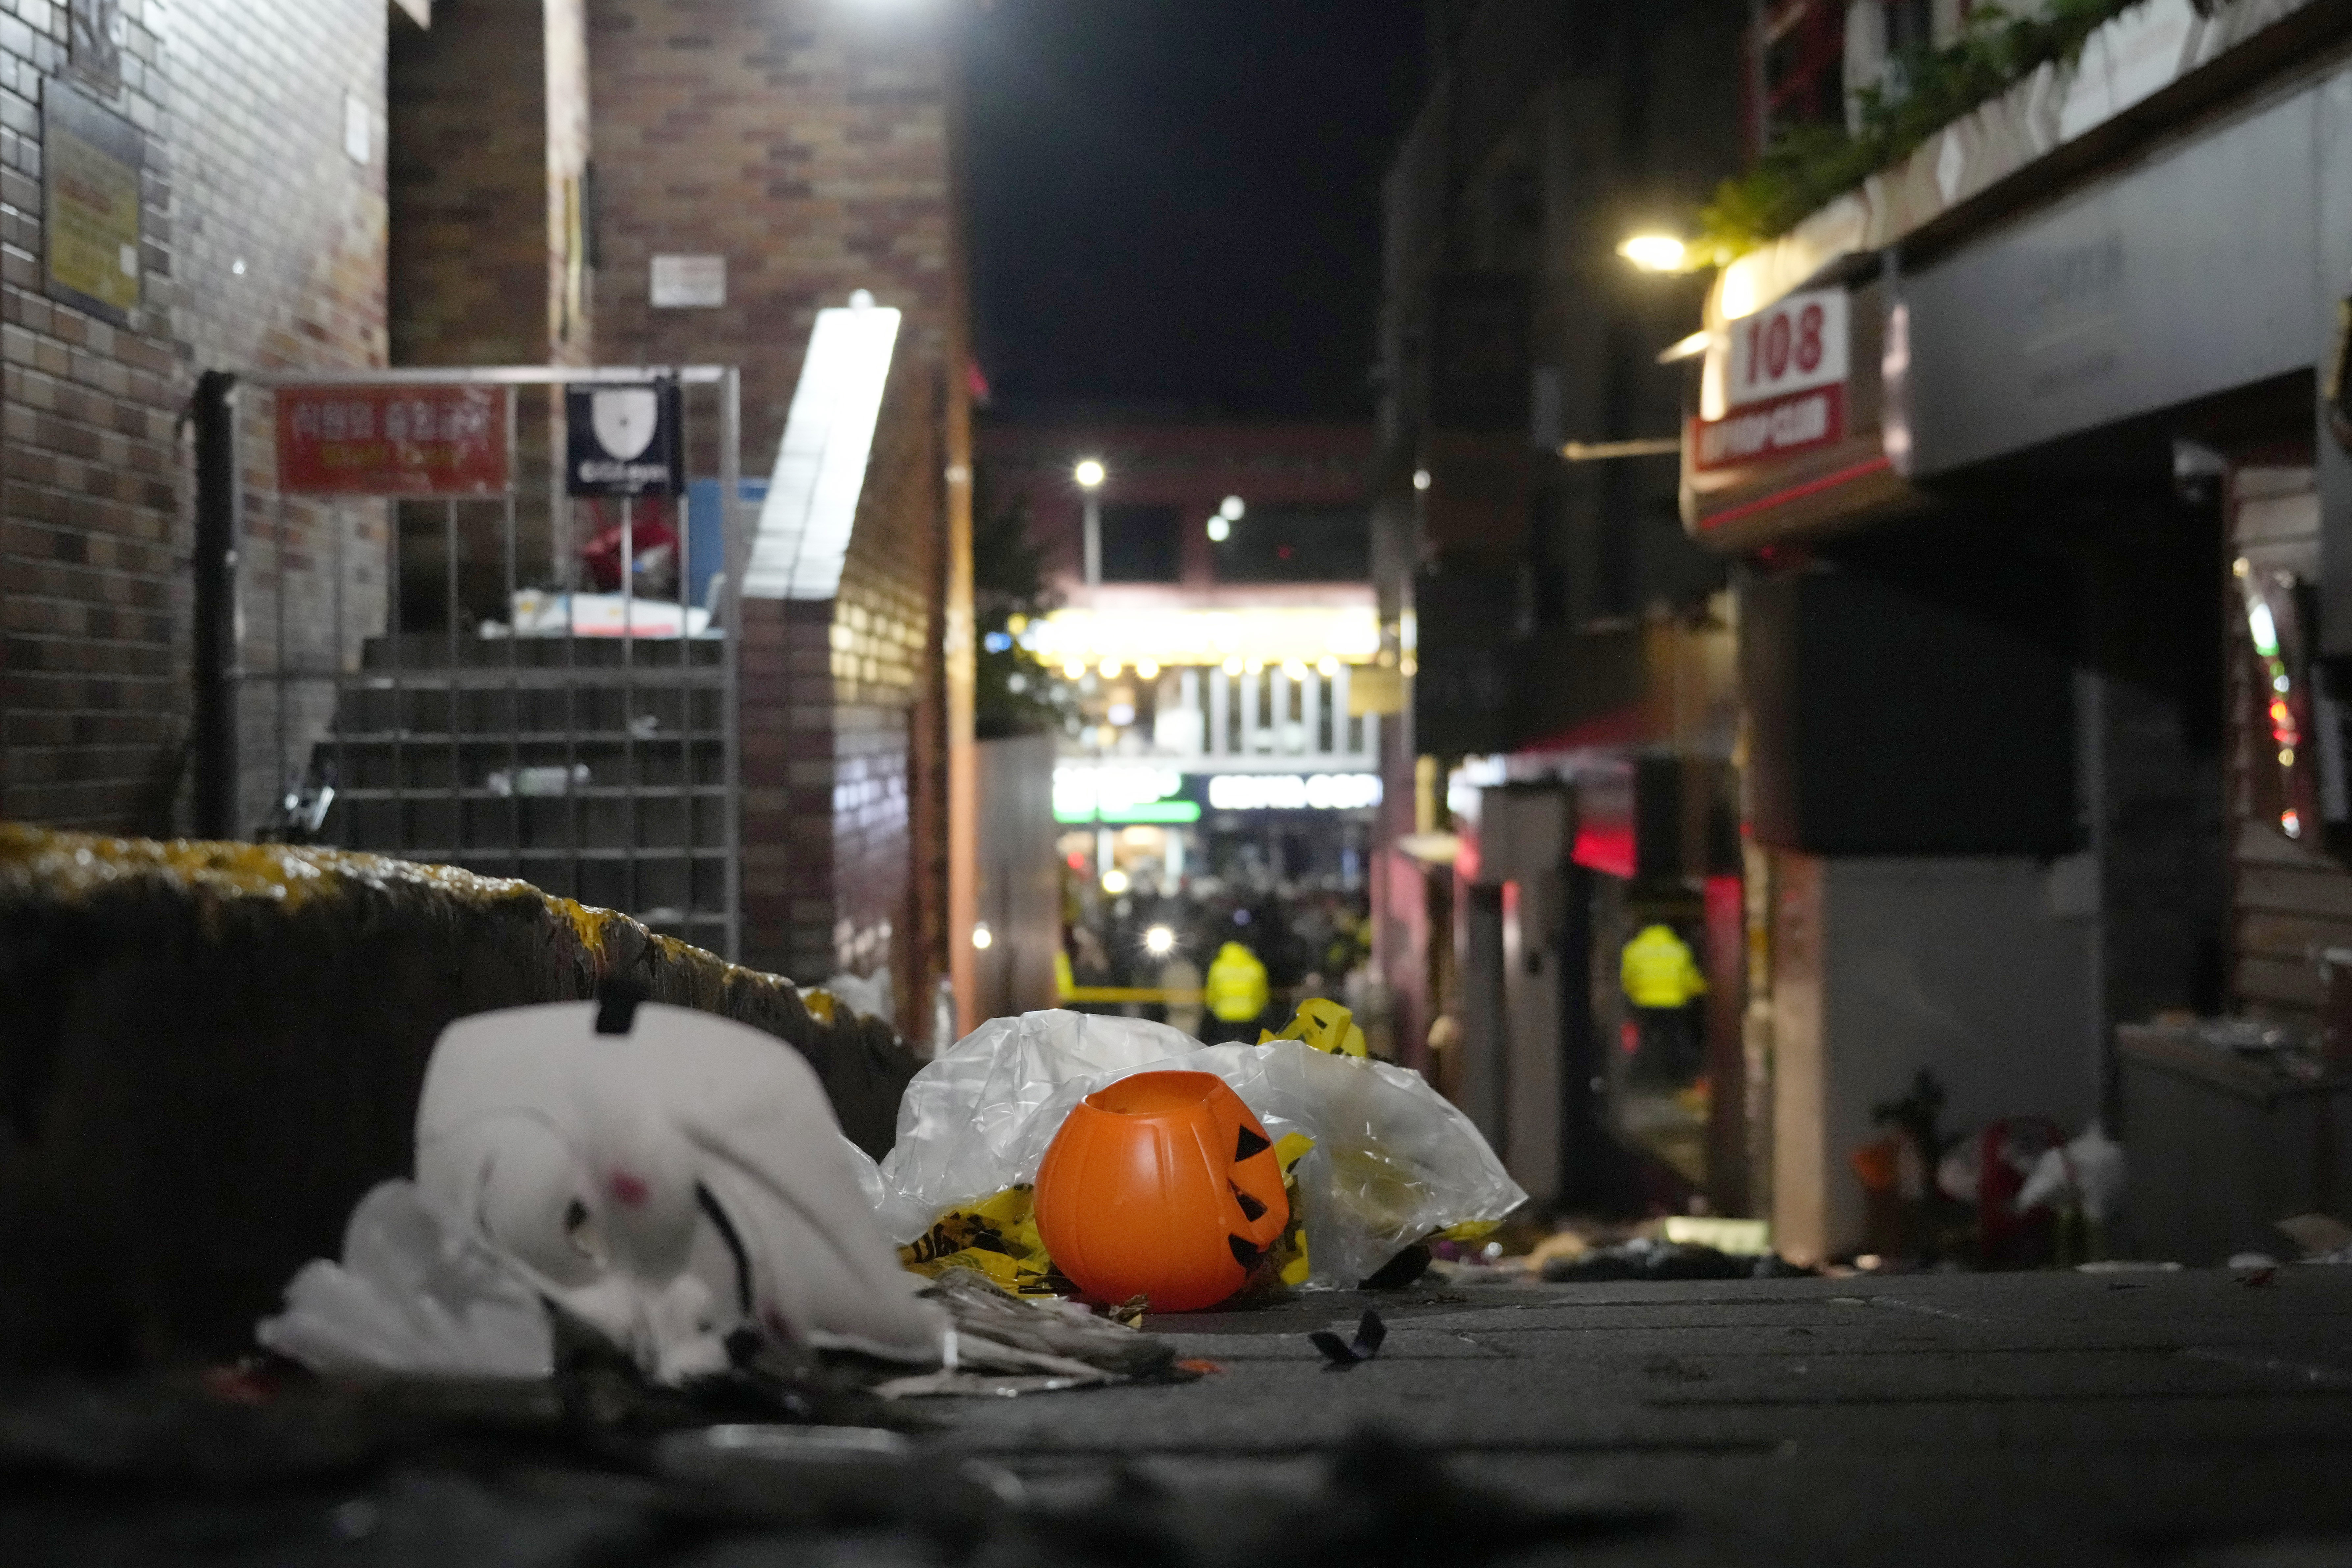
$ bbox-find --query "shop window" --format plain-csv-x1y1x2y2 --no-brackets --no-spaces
1100,503,1181,582
1748,0,1845,152
1214,506,1370,583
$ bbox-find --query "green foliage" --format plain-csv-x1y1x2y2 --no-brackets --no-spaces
1694,0,2138,261
972,495,1077,740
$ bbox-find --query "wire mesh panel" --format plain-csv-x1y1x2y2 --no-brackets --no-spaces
221,367,745,959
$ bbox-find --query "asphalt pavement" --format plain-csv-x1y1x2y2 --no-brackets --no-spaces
7,1266,2351,1565
933,1265,2352,1565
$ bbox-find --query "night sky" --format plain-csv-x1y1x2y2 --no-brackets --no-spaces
963,0,1428,423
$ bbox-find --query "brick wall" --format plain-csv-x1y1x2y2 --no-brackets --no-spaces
587,0,960,1025
389,1,549,368
387,0,584,624
1,0,391,831
585,0,953,460
0,0,967,1026
834,361,942,1019
738,358,943,1012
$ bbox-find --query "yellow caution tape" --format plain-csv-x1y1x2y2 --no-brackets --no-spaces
1261,997,1368,1058
1058,986,1207,1005
898,1185,1064,1296
1270,1132,1318,1287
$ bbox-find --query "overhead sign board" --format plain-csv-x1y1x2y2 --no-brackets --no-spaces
276,384,512,497
566,382,684,497
1051,766,1386,823
1724,287,1848,408
1899,87,2319,479
1206,773,1383,812
1692,386,1844,471
1693,288,1849,472
1681,280,1917,553
1054,766,1197,825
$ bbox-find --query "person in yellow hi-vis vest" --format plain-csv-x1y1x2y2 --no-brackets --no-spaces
1621,923,1708,1082
1202,941,1270,1043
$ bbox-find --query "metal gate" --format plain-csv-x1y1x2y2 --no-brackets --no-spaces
192,366,747,959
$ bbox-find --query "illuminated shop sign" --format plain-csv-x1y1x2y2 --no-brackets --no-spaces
1055,766,1386,821
1205,773,1382,812
1691,287,1848,472
1054,767,1199,825
1028,604,1381,670
1691,387,1842,469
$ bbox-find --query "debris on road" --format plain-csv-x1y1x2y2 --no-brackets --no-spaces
1034,1070,1291,1311
877,1269,1189,1398
256,1180,553,1379
2278,1212,2352,1262
1540,1235,1813,1283
408,987,943,1381
1309,1309,1388,1368
858,1006,1525,1302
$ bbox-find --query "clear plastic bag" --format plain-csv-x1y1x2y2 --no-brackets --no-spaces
858,1009,1527,1289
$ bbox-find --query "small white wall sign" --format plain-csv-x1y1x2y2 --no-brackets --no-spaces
651,254,726,309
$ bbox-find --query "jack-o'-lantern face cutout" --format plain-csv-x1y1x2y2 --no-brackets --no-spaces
1033,1070,1290,1312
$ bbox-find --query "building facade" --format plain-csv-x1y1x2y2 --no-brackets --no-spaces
1373,0,1753,1214
1,0,393,831
0,0,973,1038
1681,0,2352,1261
978,419,1388,1033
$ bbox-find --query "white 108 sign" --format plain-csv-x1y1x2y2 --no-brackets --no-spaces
1726,287,1849,409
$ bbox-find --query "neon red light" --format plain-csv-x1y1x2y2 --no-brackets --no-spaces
1695,454,1893,532
1572,824,1637,880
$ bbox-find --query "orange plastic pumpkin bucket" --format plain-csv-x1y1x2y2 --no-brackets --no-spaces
1033,1070,1289,1312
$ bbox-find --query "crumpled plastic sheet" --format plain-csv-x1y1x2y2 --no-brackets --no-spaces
257,1180,554,1378
2013,1122,2126,1222
848,1010,1527,1289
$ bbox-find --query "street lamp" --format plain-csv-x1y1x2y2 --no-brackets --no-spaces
1074,458,1106,587
1617,233,1689,273
1207,493,1242,543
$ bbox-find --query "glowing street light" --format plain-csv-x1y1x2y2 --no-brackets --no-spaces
1075,457,1107,586
1617,233,1689,273
1101,867,1131,895
1206,515,1231,542
1144,925,1176,957
1219,495,1245,520
971,922,994,950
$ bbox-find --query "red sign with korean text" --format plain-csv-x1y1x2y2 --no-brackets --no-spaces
275,385,512,497
1690,385,1845,472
